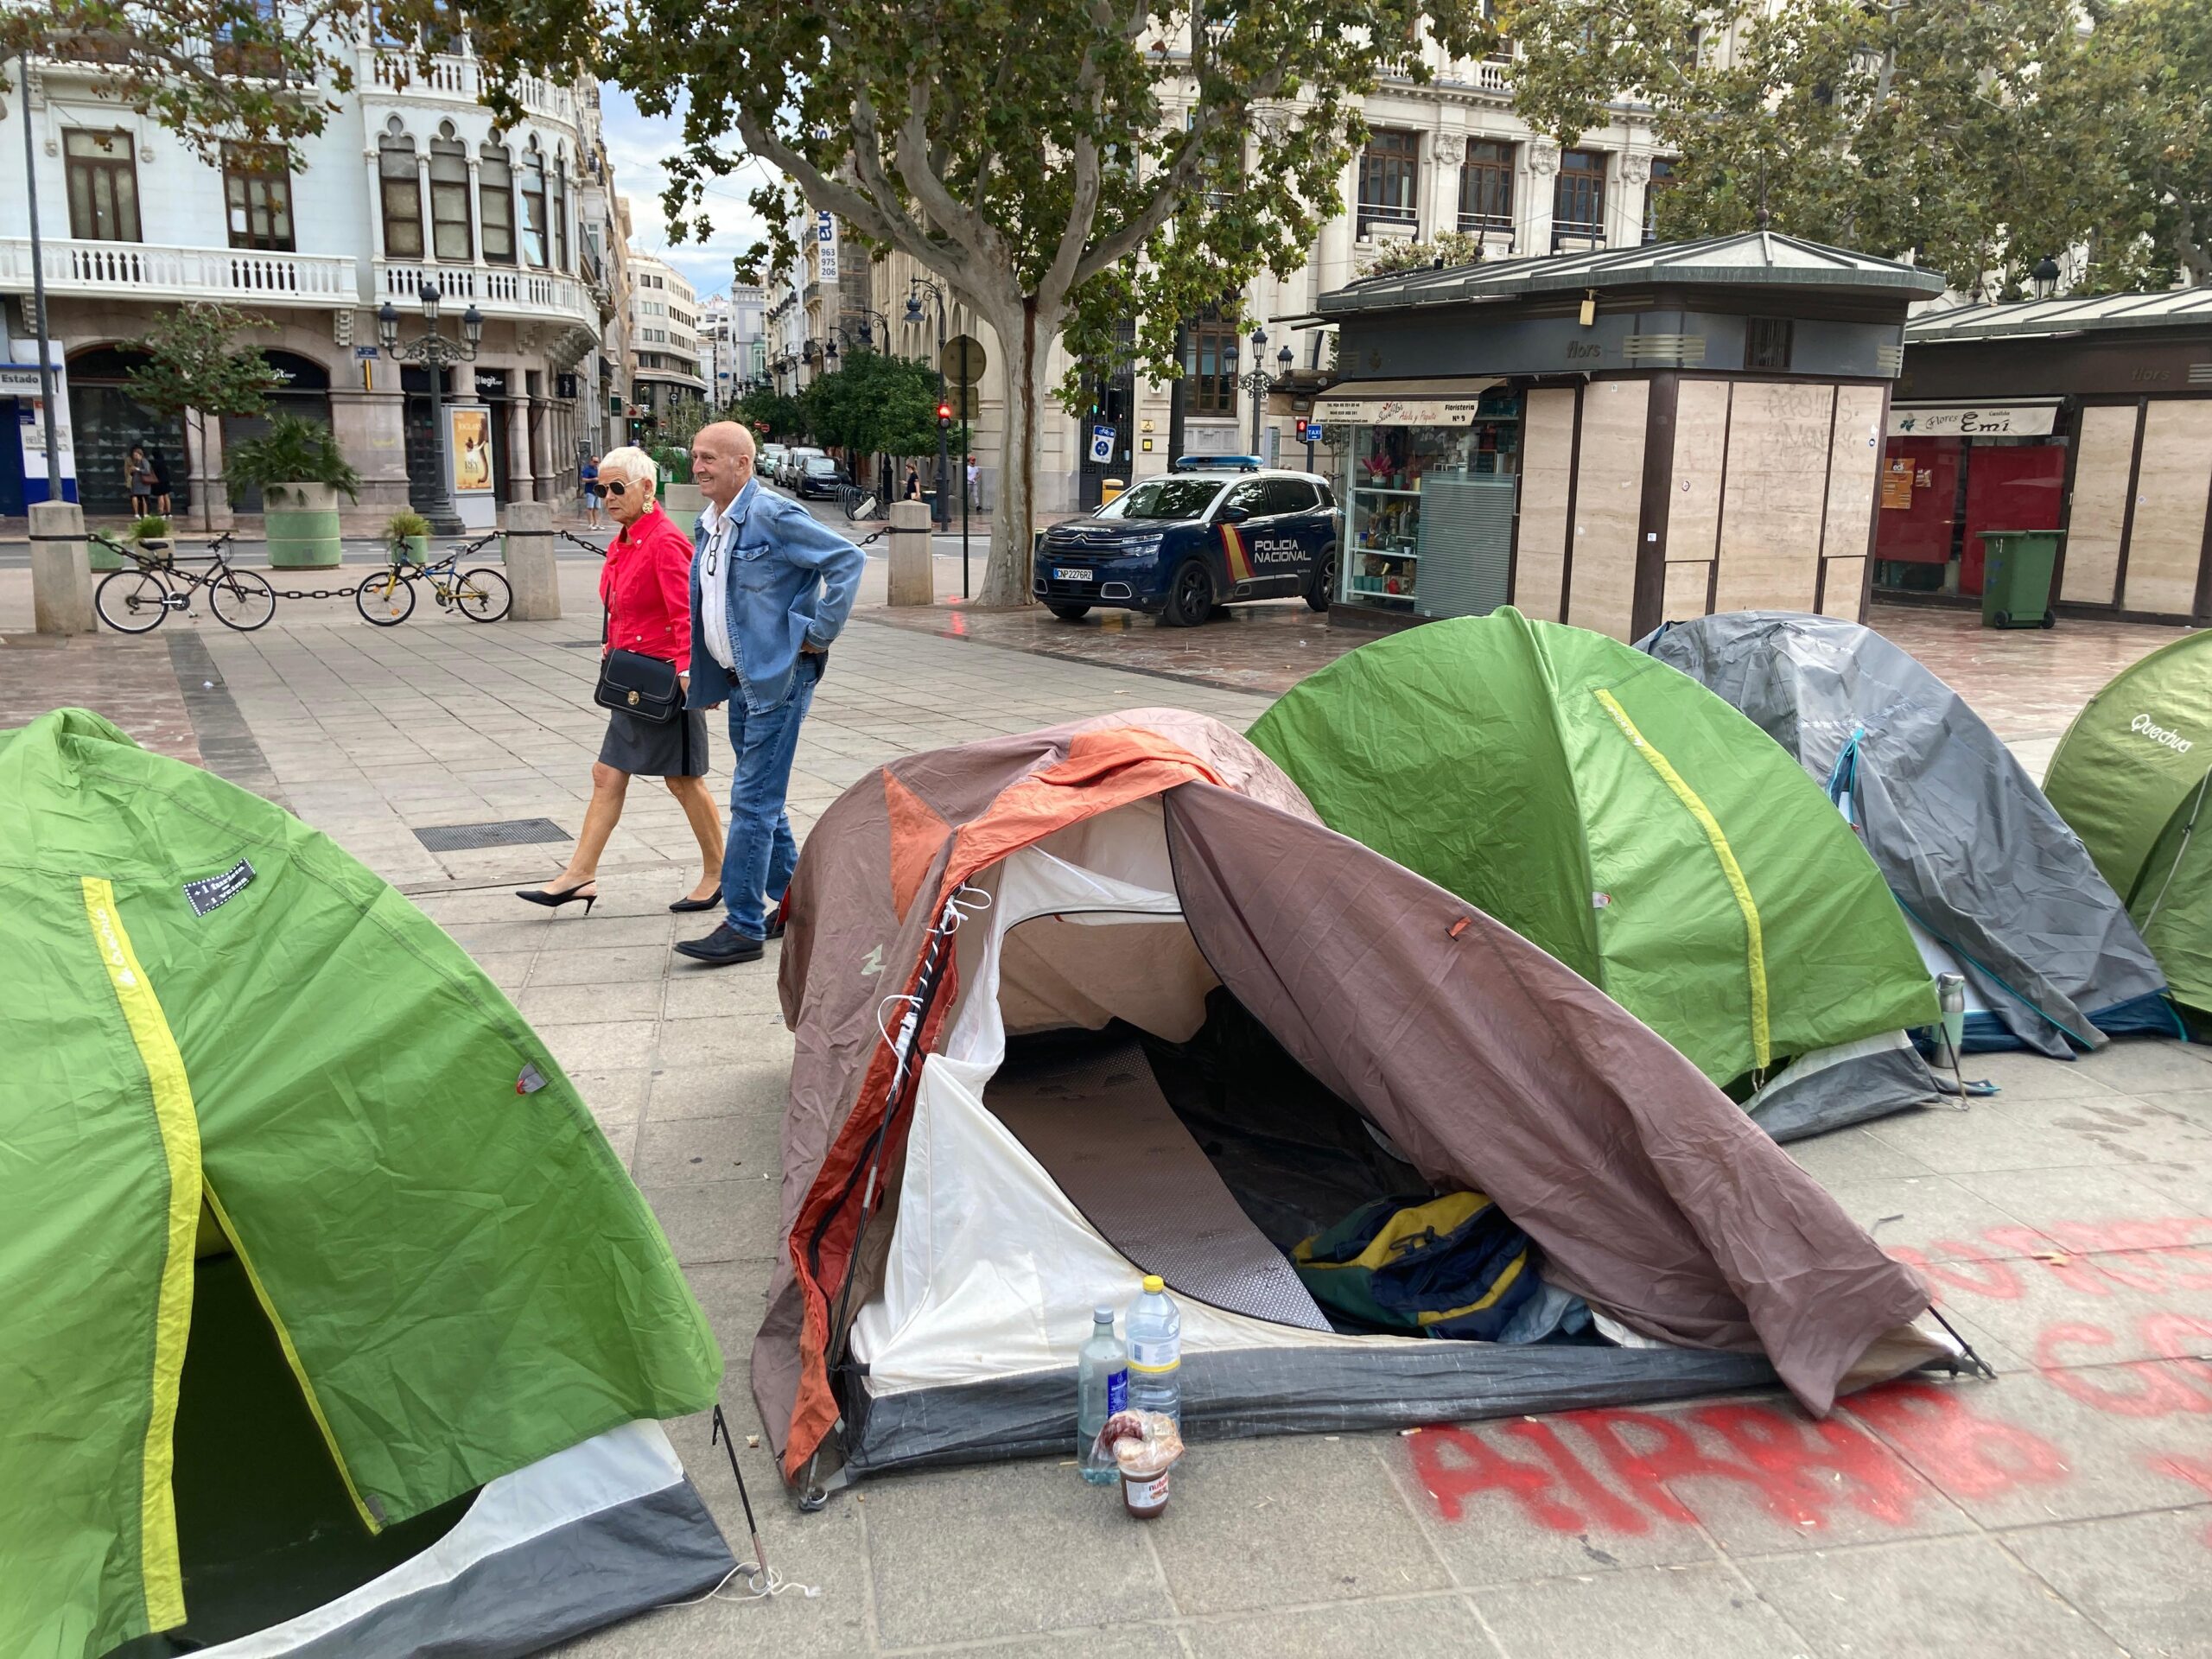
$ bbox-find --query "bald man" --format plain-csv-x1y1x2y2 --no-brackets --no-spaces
677,421,866,966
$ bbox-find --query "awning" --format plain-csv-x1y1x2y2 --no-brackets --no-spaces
1314,378,1504,426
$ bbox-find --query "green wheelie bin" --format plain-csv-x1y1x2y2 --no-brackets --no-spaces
1980,530,2063,630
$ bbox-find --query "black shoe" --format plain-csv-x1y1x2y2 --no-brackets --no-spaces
517,882,596,914
670,891,721,913
674,922,765,966
765,911,786,940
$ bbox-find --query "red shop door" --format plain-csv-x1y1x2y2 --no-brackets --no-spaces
1874,437,1961,567
1961,444,2064,595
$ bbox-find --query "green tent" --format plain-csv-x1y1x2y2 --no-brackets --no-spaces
2,711,726,1659
2044,632,2212,1014
1248,610,1937,1091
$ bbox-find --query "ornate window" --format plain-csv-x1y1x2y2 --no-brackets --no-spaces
1554,149,1607,240
222,143,294,251
377,124,423,259
521,142,550,269
1357,130,1420,238
1187,309,1238,416
1458,140,1515,233
1643,158,1677,242
65,129,142,242
479,140,516,264
429,124,472,262
552,152,570,270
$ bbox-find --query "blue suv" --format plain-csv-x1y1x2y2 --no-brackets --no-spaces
1033,467,1340,626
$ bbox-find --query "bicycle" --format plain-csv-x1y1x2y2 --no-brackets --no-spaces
92,530,277,633
839,482,884,523
356,533,512,626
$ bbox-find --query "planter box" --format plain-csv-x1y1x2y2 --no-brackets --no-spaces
659,481,703,520
397,534,431,565
265,483,346,568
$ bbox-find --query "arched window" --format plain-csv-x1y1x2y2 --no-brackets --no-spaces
552,149,569,271
479,137,515,264
520,141,549,269
429,124,471,262
378,123,423,259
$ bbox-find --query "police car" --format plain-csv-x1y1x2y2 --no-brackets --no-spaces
1033,459,1341,626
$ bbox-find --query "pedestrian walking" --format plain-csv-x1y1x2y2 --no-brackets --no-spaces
902,464,922,501
677,421,866,966
965,454,979,509
126,446,157,517
515,446,727,917
148,448,174,515
581,454,602,528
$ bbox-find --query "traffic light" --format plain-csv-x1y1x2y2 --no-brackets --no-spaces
936,399,952,426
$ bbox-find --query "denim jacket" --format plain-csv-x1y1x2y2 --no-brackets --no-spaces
686,478,867,714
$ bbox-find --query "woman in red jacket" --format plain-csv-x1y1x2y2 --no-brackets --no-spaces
518,448,726,914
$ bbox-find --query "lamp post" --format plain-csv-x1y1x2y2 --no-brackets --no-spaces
1234,326,1273,456
2032,256,2061,302
378,283,482,536
18,53,61,500
906,276,950,526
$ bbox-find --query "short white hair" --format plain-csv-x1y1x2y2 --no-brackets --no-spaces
598,446,658,488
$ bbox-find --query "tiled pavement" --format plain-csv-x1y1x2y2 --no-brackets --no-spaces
4,559,2209,1656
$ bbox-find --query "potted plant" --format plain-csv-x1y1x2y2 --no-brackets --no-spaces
224,413,361,569
385,510,432,566
653,443,703,518
93,512,174,572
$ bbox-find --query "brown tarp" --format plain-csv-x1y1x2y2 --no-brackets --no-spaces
756,710,1929,1476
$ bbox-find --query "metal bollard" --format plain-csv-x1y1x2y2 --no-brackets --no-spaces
887,499,933,607
502,502,561,621
29,500,95,636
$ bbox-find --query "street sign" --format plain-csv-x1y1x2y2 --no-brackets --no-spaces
941,334,988,387
353,345,379,361
949,385,980,421
1088,424,1116,464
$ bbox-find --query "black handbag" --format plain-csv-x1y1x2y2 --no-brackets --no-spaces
595,647,681,722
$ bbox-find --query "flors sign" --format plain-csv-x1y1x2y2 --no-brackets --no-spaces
1888,404,2058,438
1315,395,1486,426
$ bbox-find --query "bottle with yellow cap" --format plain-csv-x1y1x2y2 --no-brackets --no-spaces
1123,1274,1181,1427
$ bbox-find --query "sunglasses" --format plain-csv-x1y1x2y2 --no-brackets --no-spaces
603,480,636,498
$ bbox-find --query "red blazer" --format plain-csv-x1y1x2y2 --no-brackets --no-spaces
601,503,694,673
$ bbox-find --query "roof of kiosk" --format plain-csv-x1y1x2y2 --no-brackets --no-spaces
1905,288,2212,342
1319,232,1945,315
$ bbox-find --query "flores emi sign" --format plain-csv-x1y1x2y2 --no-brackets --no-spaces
1888,404,2059,438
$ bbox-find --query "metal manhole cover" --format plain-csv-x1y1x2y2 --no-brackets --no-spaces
415,817,572,852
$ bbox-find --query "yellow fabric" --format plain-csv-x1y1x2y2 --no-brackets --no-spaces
1294,1191,1494,1273
201,1183,383,1534
1592,690,1772,1071
1414,1250,1529,1325
80,877,198,1633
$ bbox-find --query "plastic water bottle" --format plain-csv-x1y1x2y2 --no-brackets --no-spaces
1077,1306,1128,1485
1125,1275,1182,1427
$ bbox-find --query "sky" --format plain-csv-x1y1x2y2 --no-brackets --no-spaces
598,86,779,300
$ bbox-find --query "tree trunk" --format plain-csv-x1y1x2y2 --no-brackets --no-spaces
975,296,1056,608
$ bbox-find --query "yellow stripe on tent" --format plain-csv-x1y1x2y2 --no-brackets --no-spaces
81,877,199,1633
1592,690,1772,1071
201,1182,383,1534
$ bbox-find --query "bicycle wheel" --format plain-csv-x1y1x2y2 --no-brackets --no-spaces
208,567,276,631
355,569,416,626
454,567,512,622
96,568,172,633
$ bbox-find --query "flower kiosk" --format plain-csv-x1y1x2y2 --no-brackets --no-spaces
1312,233,1944,640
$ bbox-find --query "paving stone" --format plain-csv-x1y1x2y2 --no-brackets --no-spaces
862,1457,1175,1647
1821,1175,2053,1262
639,1178,784,1266
528,944,669,987
1784,1126,1937,1185
633,1110,781,1188
664,968,790,1020
2072,1039,2212,1096
537,1020,660,1073
1993,1094,2212,1169
1180,1594,1494,1659
1865,1100,2131,1175
1957,1050,2123,1103
2003,1510,2212,1659
649,1064,791,1122
516,981,668,1026
1473,1562,1805,1659
1963,1163,2194,1235
1144,1433,1452,1615
566,1067,652,1130
656,1013,795,1069
1742,1535,2126,1659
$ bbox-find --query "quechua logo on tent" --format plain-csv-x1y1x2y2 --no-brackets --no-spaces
2130,714,2195,755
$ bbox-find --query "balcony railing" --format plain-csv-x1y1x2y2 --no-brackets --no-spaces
364,48,580,127
374,257,597,329
0,238,357,304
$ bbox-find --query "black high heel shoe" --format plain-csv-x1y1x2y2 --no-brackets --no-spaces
516,881,597,914
670,891,721,913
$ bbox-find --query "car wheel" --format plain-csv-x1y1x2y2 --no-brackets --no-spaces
1161,558,1215,627
1304,545,1337,613
1046,602,1090,622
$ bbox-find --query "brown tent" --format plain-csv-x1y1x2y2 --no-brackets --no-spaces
758,709,1946,1497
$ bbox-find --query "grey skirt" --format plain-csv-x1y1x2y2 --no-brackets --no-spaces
599,704,710,777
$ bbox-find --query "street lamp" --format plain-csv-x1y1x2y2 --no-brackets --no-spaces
2032,256,2061,302
378,283,483,536
906,276,951,525
1236,326,1273,454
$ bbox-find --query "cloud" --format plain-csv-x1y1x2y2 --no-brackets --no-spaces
599,86,782,298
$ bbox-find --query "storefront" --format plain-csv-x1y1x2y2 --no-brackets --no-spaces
1885,293,2212,623
1311,233,1942,639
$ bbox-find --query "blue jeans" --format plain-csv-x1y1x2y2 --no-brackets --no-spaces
719,657,818,938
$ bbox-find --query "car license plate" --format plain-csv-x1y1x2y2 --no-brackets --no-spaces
1053,566,1094,582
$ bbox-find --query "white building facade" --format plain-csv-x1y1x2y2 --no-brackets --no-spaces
0,42,611,525
625,251,706,428
866,53,1667,514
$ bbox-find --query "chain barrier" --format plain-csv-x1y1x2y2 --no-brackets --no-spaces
271,585,362,600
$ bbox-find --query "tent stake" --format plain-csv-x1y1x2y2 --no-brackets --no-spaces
710,1404,769,1581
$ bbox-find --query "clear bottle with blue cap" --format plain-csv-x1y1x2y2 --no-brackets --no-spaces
1076,1304,1128,1484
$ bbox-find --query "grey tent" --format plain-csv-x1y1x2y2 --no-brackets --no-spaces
1643,613,2177,1060
757,710,1960,1495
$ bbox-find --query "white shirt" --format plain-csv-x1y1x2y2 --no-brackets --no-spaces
695,488,747,672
